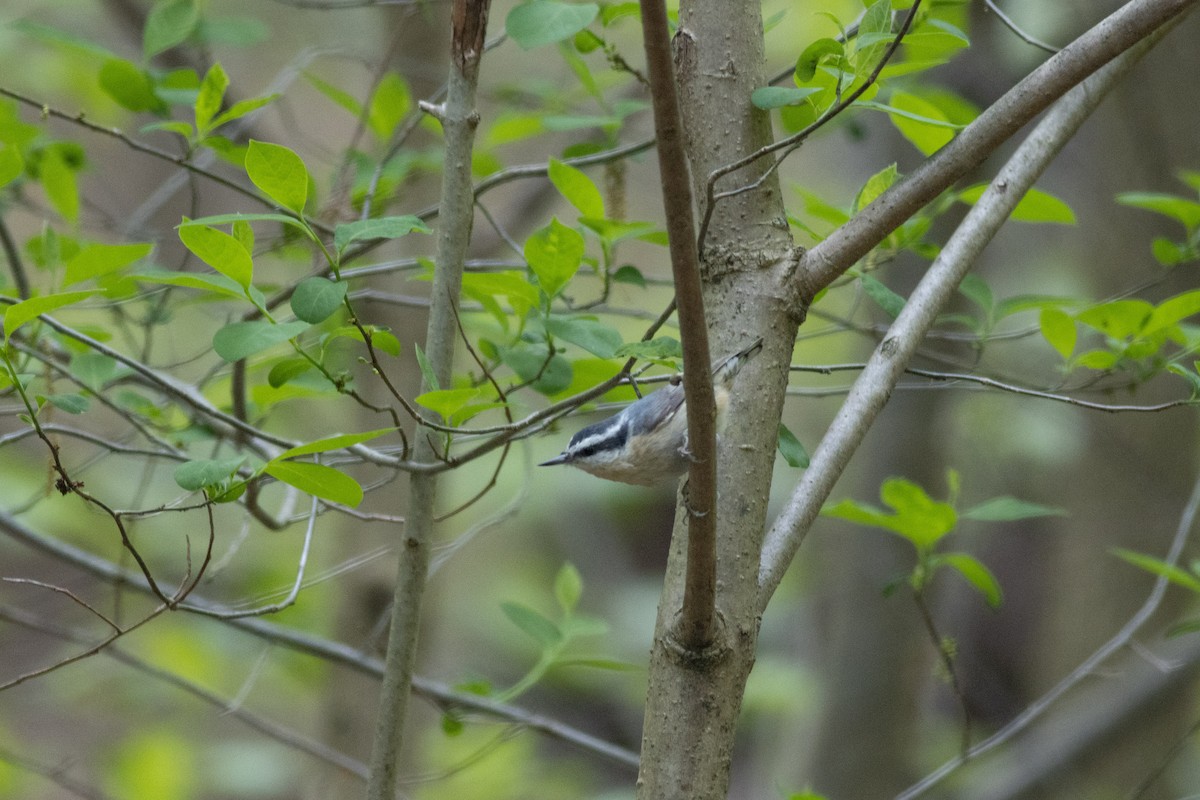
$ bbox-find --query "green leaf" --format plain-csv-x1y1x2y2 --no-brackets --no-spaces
825,477,957,550
506,1,599,50
194,62,228,134
501,345,573,395
244,140,309,214
333,216,430,254
1039,308,1076,359
548,158,604,218
209,94,280,132
130,269,252,301
525,218,585,298
884,91,954,156
178,222,253,289
936,552,1003,608
1075,299,1153,339
959,185,1076,224
414,387,482,422
44,393,90,414
99,59,163,113
414,343,438,391
144,0,199,58
264,460,364,507
1144,290,1200,336
544,316,623,358
367,72,411,140
554,562,583,613
1115,192,1200,229
795,37,844,83
1112,548,1200,594
40,147,79,224
71,352,117,390
777,423,809,468
64,242,154,287
611,264,645,287
962,497,1067,521
613,337,682,361
854,163,899,213
750,86,824,109
305,72,363,118
860,274,906,318
212,320,309,362
291,277,347,324
3,290,96,339
267,357,313,388
501,601,563,646
0,145,23,188
274,427,396,461
174,456,246,491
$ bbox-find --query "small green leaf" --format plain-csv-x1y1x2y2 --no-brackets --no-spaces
554,562,583,613
244,140,309,214
414,343,439,391
962,497,1068,521
212,320,309,362
750,86,824,110
273,428,396,461
64,242,154,287
131,269,252,301
367,72,411,140
44,393,89,414
959,185,1076,224
860,274,906,318
777,423,809,468
1039,308,1076,359
525,218,584,298
1075,299,1153,339
174,456,246,491
99,59,163,113
548,158,604,218
333,216,430,254
181,212,314,238
825,477,957,550
613,337,682,361
611,265,645,287
194,62,229,135
501,345,572,395
506,1,599,49
40,147,79,224
0,145,23,188
178,222,254,289
144,0,199,59
544,316,623,358
209,94,280,132
501,601,563,646
885,91,954,156
267,357,313,388
854,163,899,213
415,388,481,422
1144,290,1200,336
264,460,364,506
936,552,1003,608
290,277,347,324
1115,192,1200,230
3,290,95,339
1113,548,1200,594
71,352,117,390
795,37,844,82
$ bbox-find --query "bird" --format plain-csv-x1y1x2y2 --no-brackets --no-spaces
538,337,764,485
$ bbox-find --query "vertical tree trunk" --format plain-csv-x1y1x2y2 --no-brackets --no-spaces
635,0,802,797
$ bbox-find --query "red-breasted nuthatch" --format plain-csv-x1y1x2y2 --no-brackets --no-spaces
538,337,764,485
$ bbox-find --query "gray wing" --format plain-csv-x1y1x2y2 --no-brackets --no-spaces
631,380,687,432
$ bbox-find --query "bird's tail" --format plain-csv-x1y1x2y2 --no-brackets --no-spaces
711,336,764,387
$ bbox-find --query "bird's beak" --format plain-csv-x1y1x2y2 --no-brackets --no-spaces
538,453,570,467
